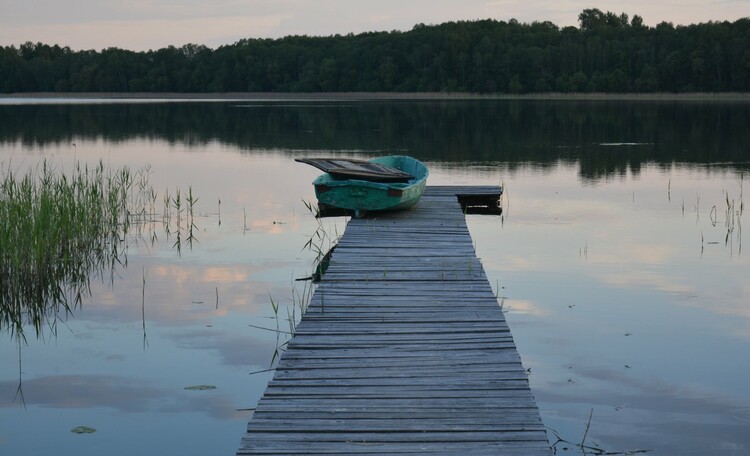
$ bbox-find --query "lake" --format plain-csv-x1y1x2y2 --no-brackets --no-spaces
1,97,749,455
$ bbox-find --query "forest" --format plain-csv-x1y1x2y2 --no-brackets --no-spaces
1,9,749,93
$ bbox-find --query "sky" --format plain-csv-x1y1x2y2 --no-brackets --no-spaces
1,0,749,51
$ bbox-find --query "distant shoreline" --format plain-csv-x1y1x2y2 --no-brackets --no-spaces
2,92,749,102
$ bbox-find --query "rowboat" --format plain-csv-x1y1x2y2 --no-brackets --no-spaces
296,156,429,218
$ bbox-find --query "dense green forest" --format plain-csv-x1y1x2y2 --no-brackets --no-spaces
1,9,749,93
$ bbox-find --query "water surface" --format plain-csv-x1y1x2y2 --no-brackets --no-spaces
1,99,748,455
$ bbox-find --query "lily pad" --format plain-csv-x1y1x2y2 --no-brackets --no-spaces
71,426,96,434
184,384,217,391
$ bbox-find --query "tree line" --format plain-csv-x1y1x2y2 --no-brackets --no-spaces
1,9,749,94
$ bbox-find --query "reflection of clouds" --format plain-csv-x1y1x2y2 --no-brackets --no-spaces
150,263,270,286
591,243,676,267
201,267,249,283
249,220,290,234
505,299,549,317
613,244,674,266
494,255,535,271
527,199,620,226
0,374,250,421
0,375,164,412
152,264,194,285
163,391,249,421
733,283,750,338
537,366,750,454
579,241,750,323
597,268,750,325
166,330,279,368
597,270,694,296
81,261,298,326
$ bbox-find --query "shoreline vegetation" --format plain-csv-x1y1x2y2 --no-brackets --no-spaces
2,92,750,102
0,159,196,342
2,9,748,95
0,161,142,341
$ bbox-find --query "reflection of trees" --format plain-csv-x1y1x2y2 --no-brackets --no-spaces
0,101,748,180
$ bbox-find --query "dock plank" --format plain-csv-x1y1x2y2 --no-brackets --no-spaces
237,186,549,455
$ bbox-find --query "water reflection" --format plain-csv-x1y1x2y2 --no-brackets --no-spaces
464,161,748,455
0,375,169,412
0,134,336,455
1,100,749,181
0,100,748,456
540,365,750,455
0,159,211,342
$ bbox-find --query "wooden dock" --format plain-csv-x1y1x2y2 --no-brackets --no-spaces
237,186,550,455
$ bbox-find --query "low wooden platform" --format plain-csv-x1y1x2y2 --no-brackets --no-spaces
318,185,502,217
237,186,549,455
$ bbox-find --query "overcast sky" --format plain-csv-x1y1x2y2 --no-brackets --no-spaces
2,0,749,51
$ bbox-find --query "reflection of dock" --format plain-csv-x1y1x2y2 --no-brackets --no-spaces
237,186,550,455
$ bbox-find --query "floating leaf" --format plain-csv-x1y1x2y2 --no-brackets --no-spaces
71,426,96,434
184,384,216,391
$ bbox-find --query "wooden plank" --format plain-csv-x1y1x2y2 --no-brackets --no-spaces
237,186,549,455
250,409,542,421
274,356,524,369
239,442,549,456
272,368,527,380
253,397,540,409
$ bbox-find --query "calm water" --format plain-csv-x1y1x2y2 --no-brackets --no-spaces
1,98,749,455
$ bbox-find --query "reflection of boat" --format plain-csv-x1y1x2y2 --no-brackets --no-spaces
296,156,429,218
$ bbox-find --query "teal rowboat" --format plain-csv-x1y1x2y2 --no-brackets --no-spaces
297,156,429,218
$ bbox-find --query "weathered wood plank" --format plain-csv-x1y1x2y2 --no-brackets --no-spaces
239,441,549,456
250,410,542,422
237,186,549,455
274,356,524,369
271,368,528,381
255,400,540,408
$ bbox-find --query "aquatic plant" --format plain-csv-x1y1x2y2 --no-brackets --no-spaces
0,159,193,341
547,409,651,455
70,426,97,434
1,160,124,340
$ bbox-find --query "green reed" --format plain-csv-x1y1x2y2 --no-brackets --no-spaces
0,159,170,341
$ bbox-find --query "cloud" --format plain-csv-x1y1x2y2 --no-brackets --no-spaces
0,14,289,50
2,0,748,50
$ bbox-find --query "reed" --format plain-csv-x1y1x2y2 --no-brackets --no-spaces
142,267,148,350
668,178,671,202
740,173,744,215
301,198,321,218
0,159,189,341
186,186,198,247
547,409,651,455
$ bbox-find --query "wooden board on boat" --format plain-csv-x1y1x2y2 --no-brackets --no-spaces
295,157,414,182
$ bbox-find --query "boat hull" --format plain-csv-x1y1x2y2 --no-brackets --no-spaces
311,156,428,217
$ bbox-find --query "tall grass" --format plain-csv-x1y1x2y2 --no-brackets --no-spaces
0,159,167,341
